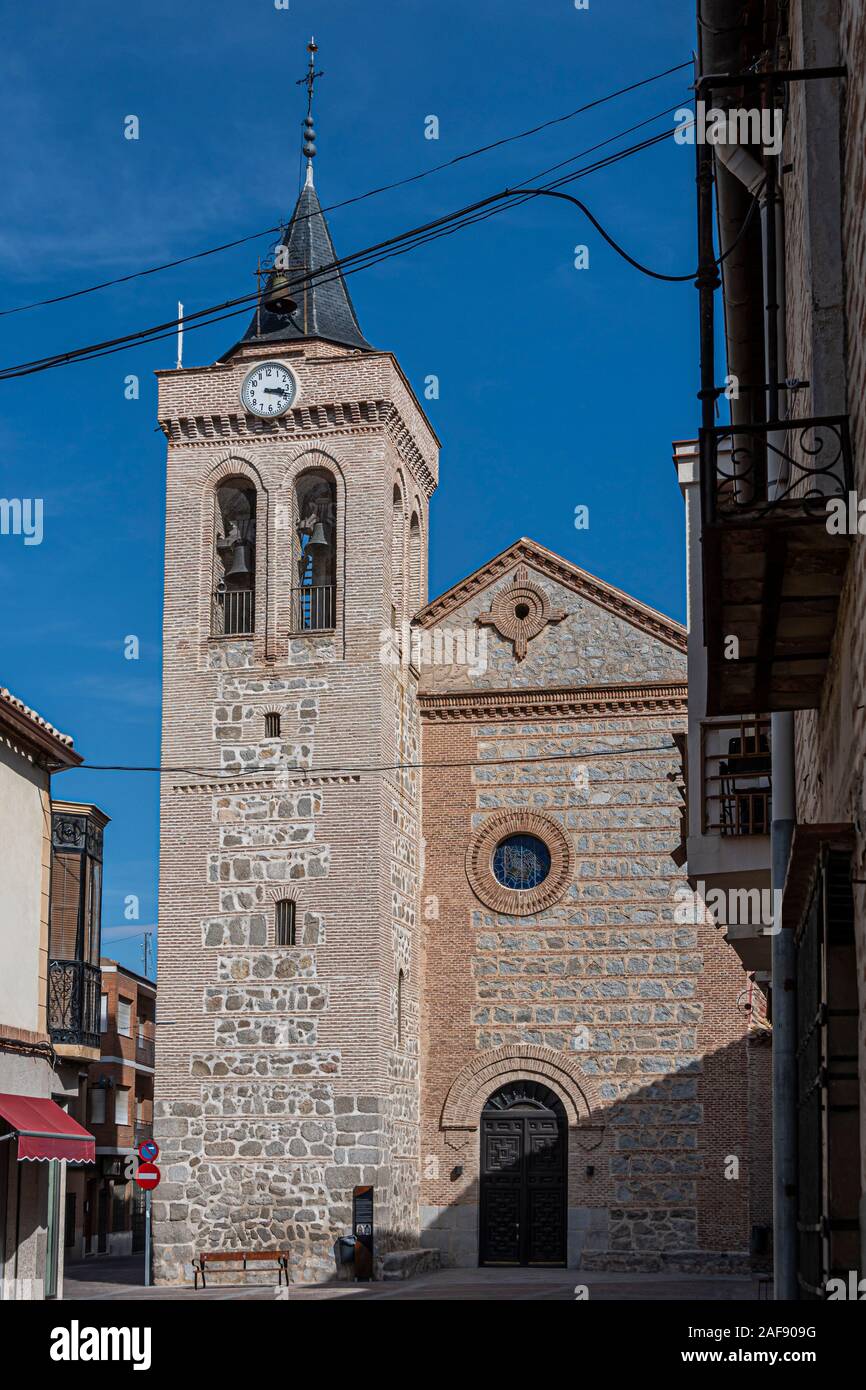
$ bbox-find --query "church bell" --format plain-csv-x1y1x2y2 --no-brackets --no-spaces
264,270,298,317
226,543,253,577
307,522,327,548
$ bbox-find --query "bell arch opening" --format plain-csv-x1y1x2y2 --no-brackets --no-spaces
213,477,257,636
293,468,337,631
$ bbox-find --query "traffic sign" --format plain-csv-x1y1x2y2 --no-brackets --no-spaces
135,1161,161,1191
138,1139,159,1163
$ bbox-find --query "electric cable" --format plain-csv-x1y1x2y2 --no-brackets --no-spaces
0,59,693,318
0,116,708,381
71,741,682,779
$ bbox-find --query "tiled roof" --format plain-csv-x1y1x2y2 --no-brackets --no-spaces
239,177,371,352
0,685,75,747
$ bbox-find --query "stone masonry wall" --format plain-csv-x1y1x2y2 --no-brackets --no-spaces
154,339,431,1283
417,561,759,1272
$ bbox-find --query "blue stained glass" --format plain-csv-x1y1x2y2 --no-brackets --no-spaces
492,834,551,891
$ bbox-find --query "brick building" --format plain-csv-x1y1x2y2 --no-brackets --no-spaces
686,0,865,1298
153,105,767,1282
0,690,101,1301
73,962,156,1258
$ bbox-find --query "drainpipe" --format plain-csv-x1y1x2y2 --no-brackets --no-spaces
716,140,799,1300
770,711,797,1299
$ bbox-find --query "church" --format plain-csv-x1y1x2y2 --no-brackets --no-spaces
153,78,767,1282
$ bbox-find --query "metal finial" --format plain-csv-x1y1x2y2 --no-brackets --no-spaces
296,36,324,183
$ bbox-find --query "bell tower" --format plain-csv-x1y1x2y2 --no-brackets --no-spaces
153,42,438,1283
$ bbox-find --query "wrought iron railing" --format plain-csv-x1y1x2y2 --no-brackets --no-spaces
48,959,101,1050
135,1037,155,1067
212,587,255,636
700,417,853,525
290,584,336,632
702,718,772,836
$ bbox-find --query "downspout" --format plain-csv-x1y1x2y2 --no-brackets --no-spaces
715,138,799,1301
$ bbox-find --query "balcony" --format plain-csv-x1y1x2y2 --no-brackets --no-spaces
135,1036,155,1068
702,718,771,838
134,1122,154,1148
212,587,254,636
290,584,335,633
48,959,101,1052
700,418,853,714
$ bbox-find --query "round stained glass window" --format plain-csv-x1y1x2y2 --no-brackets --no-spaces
492,833,551,891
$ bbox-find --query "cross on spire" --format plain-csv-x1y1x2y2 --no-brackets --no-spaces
296,37,324,187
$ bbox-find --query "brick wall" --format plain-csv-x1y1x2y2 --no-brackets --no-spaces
786,0,866,1214
154,339,435,1283
416,553,760,1271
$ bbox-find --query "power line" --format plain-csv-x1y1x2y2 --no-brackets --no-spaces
0,113,699,382
71,742,681,780
0,60,692,319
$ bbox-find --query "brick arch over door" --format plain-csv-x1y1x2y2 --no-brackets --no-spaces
439,1045,603,1133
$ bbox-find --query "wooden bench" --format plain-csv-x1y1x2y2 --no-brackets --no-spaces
193,1250,290,1289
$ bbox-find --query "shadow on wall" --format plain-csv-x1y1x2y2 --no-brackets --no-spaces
420,1028,773,1275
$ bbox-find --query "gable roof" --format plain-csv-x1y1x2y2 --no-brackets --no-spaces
415,537,686,653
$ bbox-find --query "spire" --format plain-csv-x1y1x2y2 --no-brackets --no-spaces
299,37,322,189
237,39,371,353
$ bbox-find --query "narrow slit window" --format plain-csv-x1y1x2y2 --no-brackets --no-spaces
264,712,281,739
397,969,405,1047
276,899,296,947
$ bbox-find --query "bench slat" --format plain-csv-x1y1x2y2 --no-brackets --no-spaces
194,1250,290,1289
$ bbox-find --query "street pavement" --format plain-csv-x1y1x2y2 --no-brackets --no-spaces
62,1255,765,1302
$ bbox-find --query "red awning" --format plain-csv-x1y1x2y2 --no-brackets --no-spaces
0,1093,95,1163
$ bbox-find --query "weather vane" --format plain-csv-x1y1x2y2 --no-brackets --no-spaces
297,37,324,175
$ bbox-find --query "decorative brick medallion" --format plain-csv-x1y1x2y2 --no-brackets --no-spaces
475,565,566,661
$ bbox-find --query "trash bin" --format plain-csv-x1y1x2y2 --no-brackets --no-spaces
333,1235,356,1277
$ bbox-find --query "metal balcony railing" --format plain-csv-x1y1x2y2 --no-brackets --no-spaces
702,719,772,837
700,417,853,526
135,1037,155,1067
290,584,336,632
134,1122,154,1147
48,959,101,1050
212,587,255,636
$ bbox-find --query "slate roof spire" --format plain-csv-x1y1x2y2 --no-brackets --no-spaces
240,38,371,352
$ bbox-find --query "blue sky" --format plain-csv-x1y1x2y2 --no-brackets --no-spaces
0,0,698,975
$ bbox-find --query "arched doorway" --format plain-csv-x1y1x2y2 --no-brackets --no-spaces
479,1081,566,1267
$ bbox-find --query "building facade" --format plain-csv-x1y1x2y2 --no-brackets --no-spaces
74,961,156,1259
153,129,769,1281
415,540,765,1271
153,163,435,1284
0,689,97,1300
689,0,865,1296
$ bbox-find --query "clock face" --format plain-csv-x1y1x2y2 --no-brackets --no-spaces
240,362,298,417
